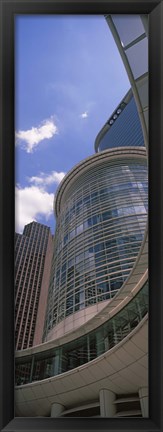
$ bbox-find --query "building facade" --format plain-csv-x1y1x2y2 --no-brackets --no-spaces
15,14,148,418
43,148,147,343
95,89,144,153
15,221,53,350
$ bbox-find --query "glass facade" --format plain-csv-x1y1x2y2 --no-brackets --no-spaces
111,15,146,48
43,153,148,340
15,280,148,385
108,15,148,82
97,95,144,152
125,37,148,80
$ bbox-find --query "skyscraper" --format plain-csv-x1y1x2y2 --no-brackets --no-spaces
15,221,53,350
15,14,149,418
95,89,145,152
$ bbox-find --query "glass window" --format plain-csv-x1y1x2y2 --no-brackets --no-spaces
83,220,88,230
75,252,84,264
61,339,88,373
89,334,97,360
112,209,118,217
110,279,123,291
99,187,108,196
102,211,112,221
90,192,99,203
92,215,101,225
112,15,145,47
66,306,73,317
76,223,84,235
15,361,32,385
64,234,68,245
68,257,74,268
61,272,66,284
76,200,83,214
127,301,140,329
105,239,116,249
67,271,74,282
83,195,90,205
134,205,146,213
69,229,75,240
94,244,101,253
87,217,92,227
32,354,56,381
125,37,148,79
97,281,109,293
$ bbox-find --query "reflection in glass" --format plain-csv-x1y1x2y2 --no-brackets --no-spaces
16,281,148,385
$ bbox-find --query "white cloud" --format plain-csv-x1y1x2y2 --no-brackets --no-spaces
15,185,54,233
28,171,66,186
80,111,88,119
15,170,66,233
15,117,58,153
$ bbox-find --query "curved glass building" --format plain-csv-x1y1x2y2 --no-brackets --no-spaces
43,147,147,342
15,15,149,418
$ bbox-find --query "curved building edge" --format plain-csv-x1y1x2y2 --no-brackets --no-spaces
94,88,134,153
15,314,148,417
54,146,147,217
44,146,147,341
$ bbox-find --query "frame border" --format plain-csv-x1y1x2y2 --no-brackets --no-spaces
0,1,163,431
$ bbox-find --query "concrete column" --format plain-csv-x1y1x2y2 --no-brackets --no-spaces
139,387,148,417
99,389,116,417
51,402,64,417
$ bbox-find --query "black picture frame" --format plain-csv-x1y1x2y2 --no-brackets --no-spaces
0,0,162,431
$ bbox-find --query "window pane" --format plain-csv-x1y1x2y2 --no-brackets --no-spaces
125,37,148,79
112,15,145,47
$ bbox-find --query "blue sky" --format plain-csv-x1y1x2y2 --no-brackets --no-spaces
15,15,130,234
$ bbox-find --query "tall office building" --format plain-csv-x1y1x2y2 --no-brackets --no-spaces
15,221,53,350
15,15,149,418
95,89,145,152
